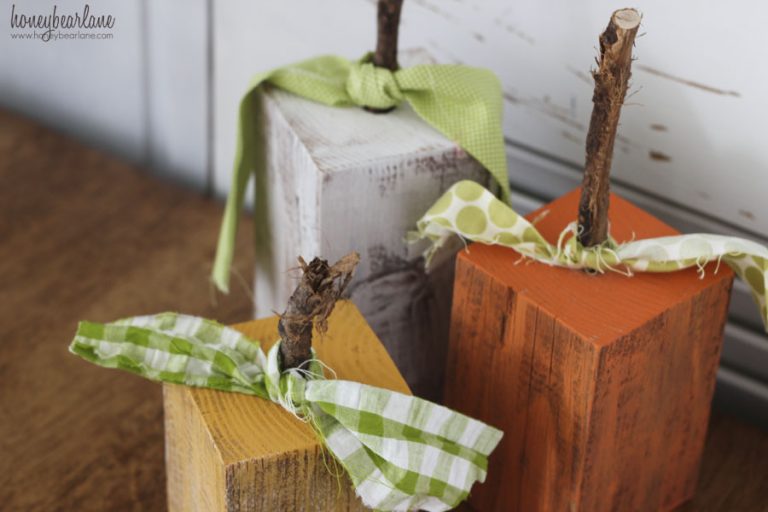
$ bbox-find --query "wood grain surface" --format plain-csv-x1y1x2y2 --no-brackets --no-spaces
447,190,746,512
0,109,255,511
165,301,410,511
0,110,767,511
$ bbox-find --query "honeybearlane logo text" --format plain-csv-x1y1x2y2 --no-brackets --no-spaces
9,4,116,42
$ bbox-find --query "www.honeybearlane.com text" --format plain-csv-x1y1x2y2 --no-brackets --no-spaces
10,3,115,42
10,31,113,41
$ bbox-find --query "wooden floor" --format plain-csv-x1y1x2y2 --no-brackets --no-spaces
0,110,766,511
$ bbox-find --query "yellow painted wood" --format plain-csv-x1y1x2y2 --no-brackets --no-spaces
164,300,411,511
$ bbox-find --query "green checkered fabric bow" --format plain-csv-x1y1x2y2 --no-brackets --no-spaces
69,312,503,512
212,54,511,293
412,180,768,330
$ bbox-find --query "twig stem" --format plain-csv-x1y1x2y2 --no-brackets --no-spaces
366,0,404,114
577,8,641,246
373,0,404,71
278,253,360,370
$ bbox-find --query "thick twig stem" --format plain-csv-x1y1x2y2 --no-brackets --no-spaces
366,0,404,114
577,8,641,246
278,253,360,370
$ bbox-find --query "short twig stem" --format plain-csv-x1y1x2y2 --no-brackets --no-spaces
278,253,360,370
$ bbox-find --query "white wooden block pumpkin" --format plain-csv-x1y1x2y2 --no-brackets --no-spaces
252,49,495,399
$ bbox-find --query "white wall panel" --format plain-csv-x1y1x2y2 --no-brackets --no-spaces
0,0,146,163
145,0,210,189
0,0,211,186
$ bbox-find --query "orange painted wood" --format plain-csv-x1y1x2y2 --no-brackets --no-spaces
164,300,410,511
445,188,734,512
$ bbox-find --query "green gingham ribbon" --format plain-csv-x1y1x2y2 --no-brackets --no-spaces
69,313,503,512
212,54,511,293
412,180,768,330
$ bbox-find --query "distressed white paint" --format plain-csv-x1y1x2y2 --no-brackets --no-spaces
213,0,768,237
255,64,494,398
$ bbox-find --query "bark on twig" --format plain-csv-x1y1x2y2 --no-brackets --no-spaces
366,0,404,114
373,0,404,71
577,8,641,246
278,252,360,370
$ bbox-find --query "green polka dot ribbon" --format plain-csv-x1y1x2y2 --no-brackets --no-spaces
212,54,511,293
411,180,768,329
69,312,503,512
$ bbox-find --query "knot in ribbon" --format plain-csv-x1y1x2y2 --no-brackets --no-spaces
70,312,503,512
263,341,320,415
345,58,404,109
212,54,511,293
551,221,623,272
412,180,768,329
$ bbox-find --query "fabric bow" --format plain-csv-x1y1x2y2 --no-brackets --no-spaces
69,312,503,512
212,54,511,293
411,180,768,330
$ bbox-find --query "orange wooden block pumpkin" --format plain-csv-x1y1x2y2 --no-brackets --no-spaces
445,189,733,511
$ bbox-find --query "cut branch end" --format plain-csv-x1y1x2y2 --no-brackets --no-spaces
278,252,360,370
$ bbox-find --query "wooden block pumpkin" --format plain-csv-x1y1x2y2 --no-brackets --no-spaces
70,253,502,512
253,49,494,399
436,9,746,511
444,189,733,511
163,300,411,511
